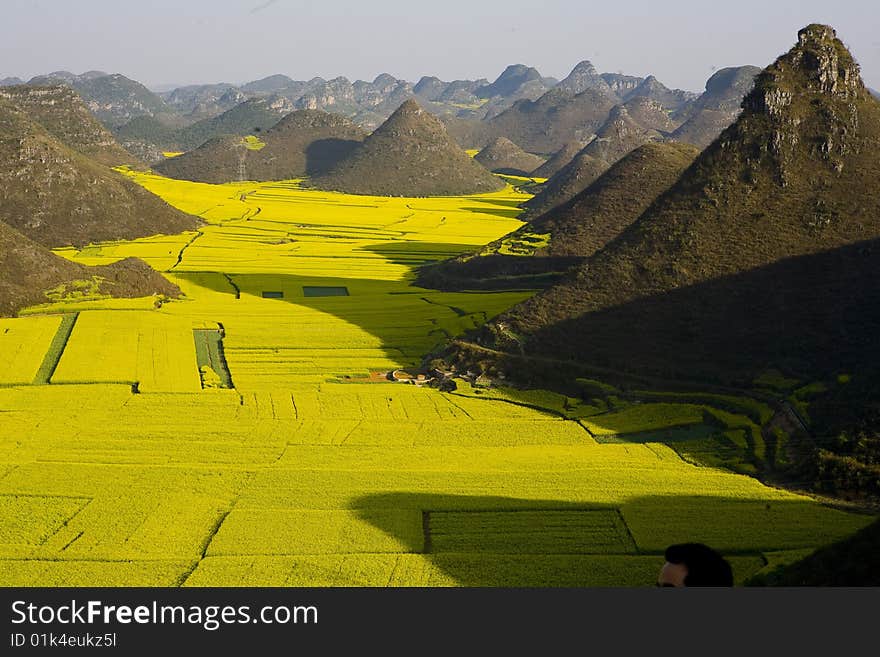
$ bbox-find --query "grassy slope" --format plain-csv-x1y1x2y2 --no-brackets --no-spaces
479,26,880,387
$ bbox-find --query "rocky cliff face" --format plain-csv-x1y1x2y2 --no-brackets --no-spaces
728,24,866,185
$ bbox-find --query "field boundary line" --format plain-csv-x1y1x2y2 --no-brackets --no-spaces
176,504,235,587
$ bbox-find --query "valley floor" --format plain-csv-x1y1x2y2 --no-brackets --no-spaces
0,174,871,586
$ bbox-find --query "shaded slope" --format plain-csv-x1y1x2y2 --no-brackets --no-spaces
474,137,545,175
155,110,366,183
530,141,585,178
0,99,200,247
310,99,504,196
531,142,700,257
521,98,679,218
416,142,698,291
519,150,609,219
746,517,880,586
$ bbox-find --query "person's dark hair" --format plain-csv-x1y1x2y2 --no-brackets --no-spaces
664,543,734,586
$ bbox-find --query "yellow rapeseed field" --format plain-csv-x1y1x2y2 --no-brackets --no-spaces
0,171,873,586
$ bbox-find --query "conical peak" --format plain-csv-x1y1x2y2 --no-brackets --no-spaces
570,60,598,74
785,24,863,99
391,98,424,118
743,25,865,120
488,136,517,148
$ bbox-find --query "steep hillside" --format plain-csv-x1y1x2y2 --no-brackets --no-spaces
162,84,247,120
30,72,172,127
310,99,504,196
474,137,545,175
447,87,617,153
577,100,669,165
0,98,200,247
627,75,697,111
467,25,880,386
531,141,585,178
530,141,700,257
417,142,697,291
0,85,136,166
554,61,614,97
519,151,609,219
172,98,285,151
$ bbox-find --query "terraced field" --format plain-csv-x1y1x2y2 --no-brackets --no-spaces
0,172,873,586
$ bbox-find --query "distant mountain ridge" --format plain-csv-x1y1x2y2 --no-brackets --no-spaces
12,63,703,162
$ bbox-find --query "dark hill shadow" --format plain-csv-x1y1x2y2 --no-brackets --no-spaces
304,138,363,175
414,253,585,291
519,238,880,386
170,261,520,366
355,241,481,266
349,492,872,586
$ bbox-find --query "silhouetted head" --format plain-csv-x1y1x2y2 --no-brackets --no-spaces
658,543,734,587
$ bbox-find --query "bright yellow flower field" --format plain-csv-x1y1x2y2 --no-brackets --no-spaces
0,172,872,586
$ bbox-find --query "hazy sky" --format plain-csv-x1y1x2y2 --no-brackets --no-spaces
2,0,879,92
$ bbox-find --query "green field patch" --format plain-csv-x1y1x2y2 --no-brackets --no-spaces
32,313,78,385
753,369,801,391
192,329,233,389
303,286,350,297
592,423,720,444
241,135,266,151
427,509,637,555
579,403,707,437
0,495,89,545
